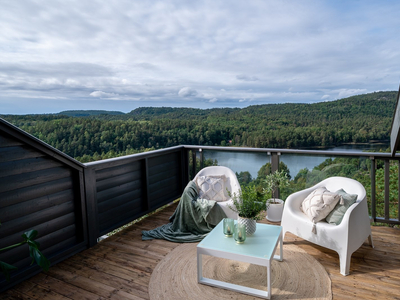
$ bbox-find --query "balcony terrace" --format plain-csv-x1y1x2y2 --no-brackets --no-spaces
2,202,400,299
1,117,400,299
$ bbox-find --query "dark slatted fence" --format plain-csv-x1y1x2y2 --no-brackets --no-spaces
84,146,188,246
0,120,87,291
0,117,189,291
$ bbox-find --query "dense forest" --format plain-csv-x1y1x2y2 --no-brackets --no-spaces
1,91,396,163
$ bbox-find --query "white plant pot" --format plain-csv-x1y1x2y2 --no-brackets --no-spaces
266,198,284,222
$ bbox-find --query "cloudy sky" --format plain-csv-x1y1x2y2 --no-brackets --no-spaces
1,1,400,114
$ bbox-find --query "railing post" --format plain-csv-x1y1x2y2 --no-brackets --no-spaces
192,150,197,179
370,157,376,222
143,158,150,211
181,148,190,188
84,167,99,247
384,159,390,220
199,148,204,169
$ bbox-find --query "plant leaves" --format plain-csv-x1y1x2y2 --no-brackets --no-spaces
0,261,18,281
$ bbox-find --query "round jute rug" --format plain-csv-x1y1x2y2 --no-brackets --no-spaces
149,243,332,300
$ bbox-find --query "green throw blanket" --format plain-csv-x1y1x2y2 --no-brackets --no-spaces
142,181,226,242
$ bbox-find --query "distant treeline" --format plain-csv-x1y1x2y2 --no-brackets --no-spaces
1,91,396,162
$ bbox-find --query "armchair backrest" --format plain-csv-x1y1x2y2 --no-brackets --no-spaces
314,176,366,203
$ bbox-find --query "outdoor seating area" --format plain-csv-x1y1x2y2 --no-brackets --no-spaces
1,200,399,299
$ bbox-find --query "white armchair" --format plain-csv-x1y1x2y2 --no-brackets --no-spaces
281,176,373,276
193,166,241,219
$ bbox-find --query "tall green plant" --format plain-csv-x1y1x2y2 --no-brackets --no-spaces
0,227,50,281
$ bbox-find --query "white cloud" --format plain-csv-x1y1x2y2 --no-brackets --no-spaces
209,98,218,103
337,89,368,99
90,91,119,98
1,1,400,113
178,87,197,97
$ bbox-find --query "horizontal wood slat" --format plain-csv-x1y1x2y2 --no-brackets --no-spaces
95,161,142,181
0,189,74,223
99,198,142,225
0,135,23,147
0,157,64,178
148,176,179,193
96,179,142,204
0,167,73,193
147,152,179,168
96,170,142,193
148,166,178,185
98,189,142,214
0,145,45,163
0,177,74,209
0,201,75,237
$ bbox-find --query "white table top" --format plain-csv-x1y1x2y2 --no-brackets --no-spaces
198,220,282,260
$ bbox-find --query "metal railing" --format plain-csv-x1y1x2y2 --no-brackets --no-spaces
183,145,400,225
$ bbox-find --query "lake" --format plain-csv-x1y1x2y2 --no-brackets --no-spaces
201,144,388,179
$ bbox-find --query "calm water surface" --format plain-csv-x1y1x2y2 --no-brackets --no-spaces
202,144,388,179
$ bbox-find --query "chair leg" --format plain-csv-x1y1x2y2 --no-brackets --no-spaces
368,234,374,248
339,252,351,276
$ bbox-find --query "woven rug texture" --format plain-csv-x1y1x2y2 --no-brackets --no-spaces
149,242,332,300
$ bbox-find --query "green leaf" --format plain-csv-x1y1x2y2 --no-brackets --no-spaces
0,261,18,281
29,247,50,272
22,230,38,242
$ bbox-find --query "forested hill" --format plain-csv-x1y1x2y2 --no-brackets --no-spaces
1,91,397,162
126,91,394,121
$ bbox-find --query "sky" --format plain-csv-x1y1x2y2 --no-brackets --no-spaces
1,0,400,114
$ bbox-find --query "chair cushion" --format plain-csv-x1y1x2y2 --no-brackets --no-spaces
196,175,228,202
301,187,341,223
325,189,357,225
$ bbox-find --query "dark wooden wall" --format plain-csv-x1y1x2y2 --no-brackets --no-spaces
85,147,188,245
0,121,87,291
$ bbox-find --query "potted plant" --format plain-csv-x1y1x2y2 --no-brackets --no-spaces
263,170,290,222
228,185,267,235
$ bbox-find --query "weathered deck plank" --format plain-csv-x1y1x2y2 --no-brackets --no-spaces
2,201,400,300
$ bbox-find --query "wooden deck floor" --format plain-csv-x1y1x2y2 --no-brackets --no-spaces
2,202,400,300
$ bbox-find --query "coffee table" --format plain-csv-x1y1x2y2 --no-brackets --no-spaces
197,221,283,299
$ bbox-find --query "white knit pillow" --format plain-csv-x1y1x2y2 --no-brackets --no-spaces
301,187,341,224
197,175,228,202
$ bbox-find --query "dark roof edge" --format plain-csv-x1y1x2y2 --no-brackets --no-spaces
390,83,400,156
0,117,85,170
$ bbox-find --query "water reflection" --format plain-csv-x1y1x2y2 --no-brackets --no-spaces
203,151,269,179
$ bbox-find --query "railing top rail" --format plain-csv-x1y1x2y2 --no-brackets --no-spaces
182,145,398,159
84,144,399,171
84,145,184,169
